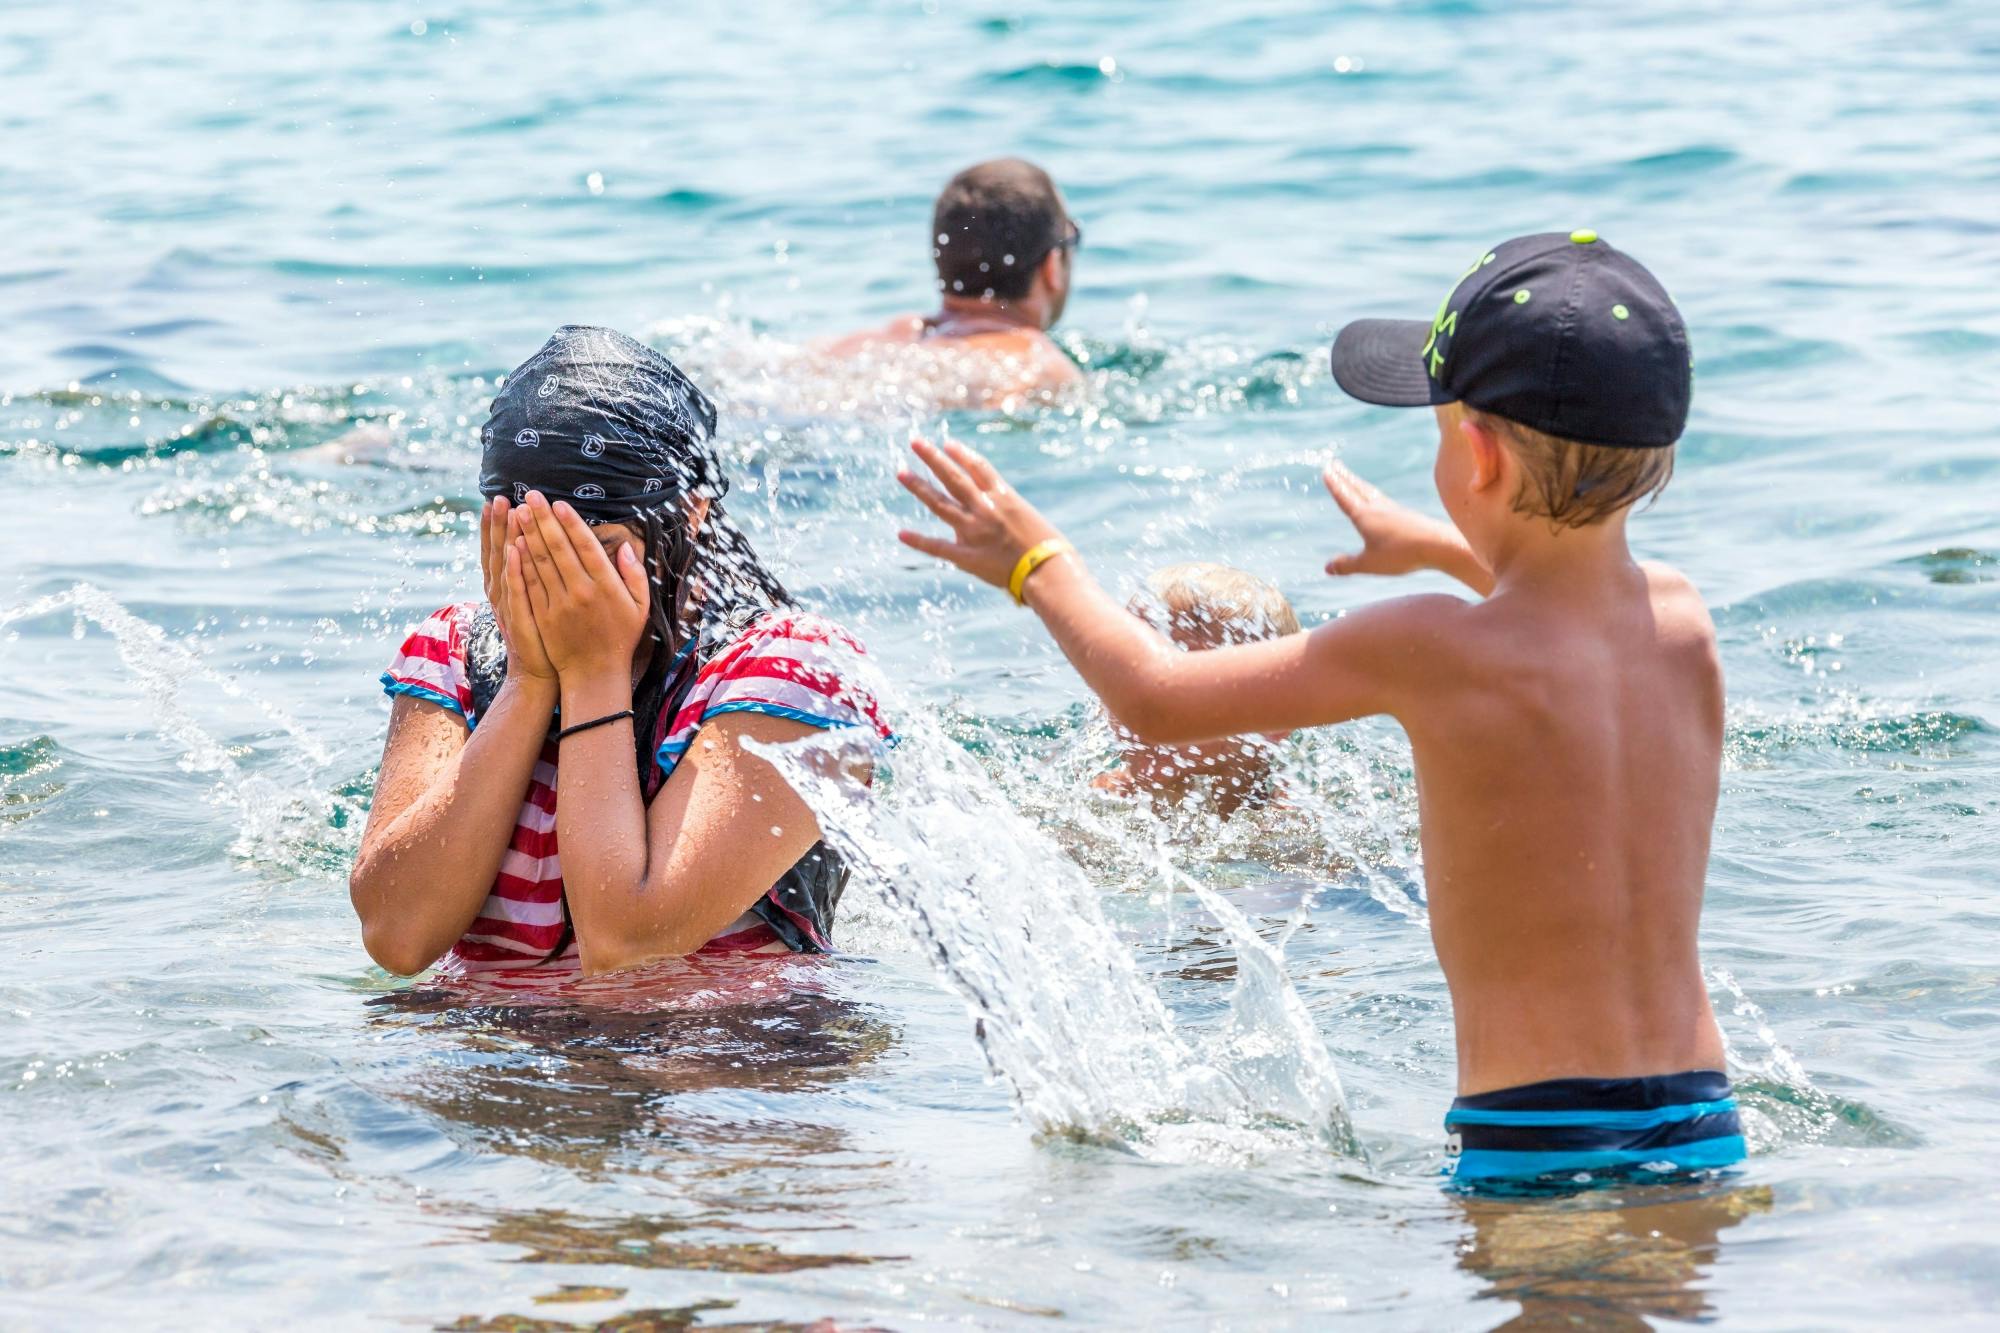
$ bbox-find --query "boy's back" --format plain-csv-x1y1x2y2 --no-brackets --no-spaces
1404,560,1725,1094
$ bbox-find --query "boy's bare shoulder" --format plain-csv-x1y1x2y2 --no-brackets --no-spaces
1640,560,1718,645
1319,590,1481,633
1307,591,1485,674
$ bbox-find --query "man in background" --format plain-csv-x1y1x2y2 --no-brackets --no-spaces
818,157,1082,408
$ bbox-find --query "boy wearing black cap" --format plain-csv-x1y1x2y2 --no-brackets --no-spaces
896,232,1745,1189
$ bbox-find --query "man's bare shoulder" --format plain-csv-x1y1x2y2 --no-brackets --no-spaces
810,316,926,358
939,325,1078,370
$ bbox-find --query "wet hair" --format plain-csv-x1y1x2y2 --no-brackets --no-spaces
624,497,792,781
1467,407,1677,529
1130,563,1300,649
932,158,1069,302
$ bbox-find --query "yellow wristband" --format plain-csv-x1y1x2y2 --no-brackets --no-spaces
1008,539,1073,606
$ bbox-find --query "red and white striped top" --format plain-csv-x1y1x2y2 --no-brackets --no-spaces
380,603,890,984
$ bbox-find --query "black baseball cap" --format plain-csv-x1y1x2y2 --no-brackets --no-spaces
1330,231,1690,448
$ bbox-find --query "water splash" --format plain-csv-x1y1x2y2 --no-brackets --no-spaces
1273,726,1428,923
967,701,1427,922
646,311,1332,434
0,735,64,831
753,704,1354,1160
0,583,346,863
1704,965,1900,1152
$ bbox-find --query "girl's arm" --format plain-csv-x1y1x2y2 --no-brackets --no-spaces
508,493,828,974
897,440,1463,745
548,690,826,973
349,679,555,974
348,499,559,975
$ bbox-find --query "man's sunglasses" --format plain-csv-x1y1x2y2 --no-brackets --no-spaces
1036,219,1082,264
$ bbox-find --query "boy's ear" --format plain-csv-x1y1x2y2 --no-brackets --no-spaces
1459,415,1507,493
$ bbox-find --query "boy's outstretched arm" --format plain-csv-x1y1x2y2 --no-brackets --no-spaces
898,440,1456,745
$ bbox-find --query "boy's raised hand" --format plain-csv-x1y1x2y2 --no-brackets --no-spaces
1322,461,1490,594
898,439,1065,591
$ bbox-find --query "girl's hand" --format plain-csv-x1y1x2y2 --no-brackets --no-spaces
508,491,650,681
481,497,556,682
896,438,1064,591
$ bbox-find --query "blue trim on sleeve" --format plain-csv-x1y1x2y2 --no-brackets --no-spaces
381,673,468,721
704,700,866,730
654,701,881,777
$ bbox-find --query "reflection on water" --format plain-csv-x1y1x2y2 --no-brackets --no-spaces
371,963,892,1151
441,1296,855,1332
1454,1182,1775,1331
365,957,903,1298
466,1210,890,1275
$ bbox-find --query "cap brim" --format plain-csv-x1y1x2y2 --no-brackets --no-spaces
1329,318,1445,408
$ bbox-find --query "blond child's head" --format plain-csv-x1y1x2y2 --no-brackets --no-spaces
1134,562,1302,649
1094,563,1298,815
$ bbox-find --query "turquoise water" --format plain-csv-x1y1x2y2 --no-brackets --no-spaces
5,1,2000,1327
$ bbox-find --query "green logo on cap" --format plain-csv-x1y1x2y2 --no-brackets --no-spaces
1421,250,1498,380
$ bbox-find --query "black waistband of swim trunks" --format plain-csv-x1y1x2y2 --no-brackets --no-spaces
1451,1068,1732,1113
1447,1069,1741,1156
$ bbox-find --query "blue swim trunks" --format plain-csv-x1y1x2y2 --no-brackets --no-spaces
1444,1069,1746,1189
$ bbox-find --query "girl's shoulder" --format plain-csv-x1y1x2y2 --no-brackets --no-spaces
688,606,891,741
710,607,875,660
381,602,486,721
399,602,483,654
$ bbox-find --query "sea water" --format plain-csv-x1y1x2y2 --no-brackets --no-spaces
3,1,1998,1327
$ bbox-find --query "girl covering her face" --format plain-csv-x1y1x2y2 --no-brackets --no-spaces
352,327,892,983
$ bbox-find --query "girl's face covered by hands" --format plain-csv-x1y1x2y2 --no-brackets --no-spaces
587,518,644,568
505,491,656,681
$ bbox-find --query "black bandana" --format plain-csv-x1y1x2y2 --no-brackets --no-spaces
479,325,724,524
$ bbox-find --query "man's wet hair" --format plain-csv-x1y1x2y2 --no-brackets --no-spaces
932,158,1069,302
1467,407,1677,530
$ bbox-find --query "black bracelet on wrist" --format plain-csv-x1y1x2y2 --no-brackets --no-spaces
555,708,634,742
